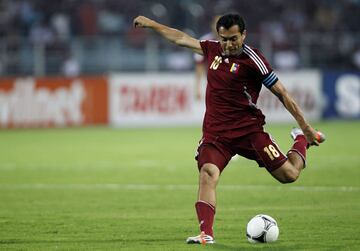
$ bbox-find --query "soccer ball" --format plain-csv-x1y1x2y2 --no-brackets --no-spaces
246,214,279,243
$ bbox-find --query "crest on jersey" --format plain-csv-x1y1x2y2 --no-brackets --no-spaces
230,63,240,73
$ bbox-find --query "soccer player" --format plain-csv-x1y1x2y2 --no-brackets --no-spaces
133,13,324,244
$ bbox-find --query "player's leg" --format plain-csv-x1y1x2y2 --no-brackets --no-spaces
198,163,220,207
187,143,232,244
270,152,304,183
270,128,309,183
187,163,219,244
193,146,223,240
240,130,303,184
195,163,219,240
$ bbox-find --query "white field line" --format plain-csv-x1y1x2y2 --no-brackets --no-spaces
0,184,359,192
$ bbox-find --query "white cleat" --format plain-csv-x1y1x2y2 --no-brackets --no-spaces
290,128,326,146
186,231,215,244
290,128,304,141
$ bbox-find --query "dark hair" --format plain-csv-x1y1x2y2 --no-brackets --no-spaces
216,14,246,33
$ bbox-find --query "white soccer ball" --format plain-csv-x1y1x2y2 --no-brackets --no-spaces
246,214,279,243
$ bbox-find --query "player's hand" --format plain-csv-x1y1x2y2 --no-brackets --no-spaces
133,16,154,28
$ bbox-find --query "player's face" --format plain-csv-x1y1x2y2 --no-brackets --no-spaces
218,25,246,56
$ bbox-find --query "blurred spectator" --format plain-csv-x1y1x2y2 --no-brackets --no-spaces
126,26,148,48
98,2,125,34
0,0,359,75
29,19,54,45
51,12,71,41
18,0,38,34
61,51,81,77
273,50,300,70
77,1,98,36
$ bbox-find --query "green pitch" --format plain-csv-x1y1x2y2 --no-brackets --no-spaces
0,121,359,251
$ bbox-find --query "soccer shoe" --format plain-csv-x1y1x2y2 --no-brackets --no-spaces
186,231,215,244
290,127,304,141
290,128,326,146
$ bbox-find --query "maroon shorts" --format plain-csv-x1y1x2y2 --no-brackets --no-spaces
195,131,287,173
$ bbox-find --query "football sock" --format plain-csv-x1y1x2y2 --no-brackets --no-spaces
288,134,307,165
195,200,215,237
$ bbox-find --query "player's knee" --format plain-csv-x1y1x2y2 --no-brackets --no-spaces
271,161,301,184
200,163,220,185
279,168,299,184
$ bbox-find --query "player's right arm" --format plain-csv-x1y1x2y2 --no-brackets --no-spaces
133,16,203,55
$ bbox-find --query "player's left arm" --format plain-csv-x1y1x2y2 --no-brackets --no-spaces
270,80,320,145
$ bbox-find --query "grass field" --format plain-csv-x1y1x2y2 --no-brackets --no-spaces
0,121,359,251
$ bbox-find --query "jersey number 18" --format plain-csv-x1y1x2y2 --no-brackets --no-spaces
264,144,280,160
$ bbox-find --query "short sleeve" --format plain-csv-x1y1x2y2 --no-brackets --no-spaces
200,40,210,59
199,40,220,65
195,33,217,63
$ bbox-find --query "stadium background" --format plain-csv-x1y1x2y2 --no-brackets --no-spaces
0,1,359,250
0,0,359,127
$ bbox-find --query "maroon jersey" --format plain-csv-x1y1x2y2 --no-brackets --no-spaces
200,40,278,138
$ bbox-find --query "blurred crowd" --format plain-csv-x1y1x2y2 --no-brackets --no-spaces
0,0,359,75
